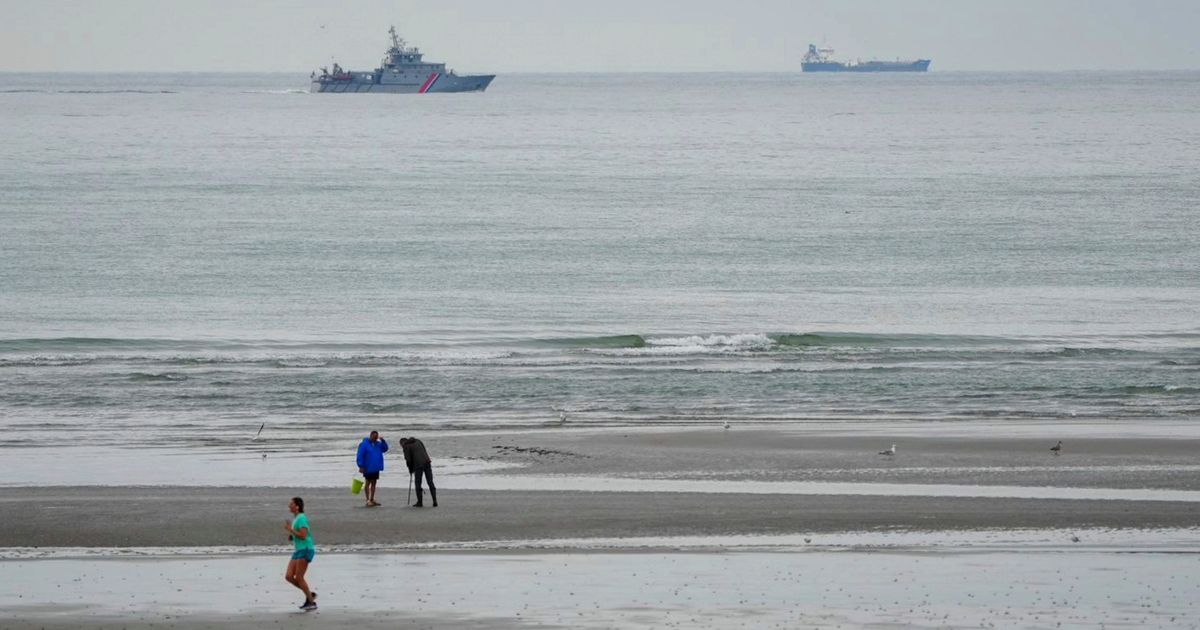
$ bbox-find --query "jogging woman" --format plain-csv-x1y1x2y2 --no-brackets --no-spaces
284,496,317,611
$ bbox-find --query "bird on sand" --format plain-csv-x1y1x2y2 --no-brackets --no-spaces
723,420,731,430
1050,440,1063,455
879,444,896,456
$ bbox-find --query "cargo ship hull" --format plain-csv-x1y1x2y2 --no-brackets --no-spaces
802,59,930,72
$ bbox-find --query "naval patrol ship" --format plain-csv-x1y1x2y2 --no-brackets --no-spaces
310,26,494,93
802,44,930,72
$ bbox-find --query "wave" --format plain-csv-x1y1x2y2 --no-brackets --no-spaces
271,359,331,368
1036,347,1138,359
515,332,1020,353
127,372,187,382
583,331,1021,357
531,334,647,349
1,332,1192,367
6,330,1196,352
358,402,414,414
651,333,774,348
1115,384,1200,396
770,332,1013,348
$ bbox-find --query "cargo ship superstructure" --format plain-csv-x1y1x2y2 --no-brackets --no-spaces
801,44,930,72
311,26,494,93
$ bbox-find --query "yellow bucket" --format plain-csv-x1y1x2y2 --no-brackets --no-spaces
350,476,364,495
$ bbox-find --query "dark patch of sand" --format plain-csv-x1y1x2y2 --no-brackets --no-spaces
1,486,1197,547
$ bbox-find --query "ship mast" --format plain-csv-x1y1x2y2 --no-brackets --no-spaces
388,25,405,51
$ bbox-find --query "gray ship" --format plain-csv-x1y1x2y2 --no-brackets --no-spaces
802,44,930,72
310,26,494,93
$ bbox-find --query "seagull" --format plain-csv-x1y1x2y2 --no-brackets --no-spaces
251,423,265,441
723,420,730,430
879,444,896,456
1050,440,1063,455
1070,534,1080,543
559,411,567,424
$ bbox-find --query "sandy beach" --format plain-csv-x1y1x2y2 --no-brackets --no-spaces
3,426,1200,628
5,425,1200,545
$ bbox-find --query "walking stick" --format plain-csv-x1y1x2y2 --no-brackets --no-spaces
407,472,413,506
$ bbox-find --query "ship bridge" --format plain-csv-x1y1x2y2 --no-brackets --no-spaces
383,27,433,67
378,25,447,85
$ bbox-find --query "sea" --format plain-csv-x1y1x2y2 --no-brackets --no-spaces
1,71,1198,470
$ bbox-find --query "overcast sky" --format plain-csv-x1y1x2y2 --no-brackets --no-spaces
3,0,1198,72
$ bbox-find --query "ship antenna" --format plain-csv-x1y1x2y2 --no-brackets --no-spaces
389,25,401,50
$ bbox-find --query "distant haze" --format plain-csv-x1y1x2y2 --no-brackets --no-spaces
3,0,1199,72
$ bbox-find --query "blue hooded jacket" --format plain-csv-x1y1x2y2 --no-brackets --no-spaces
356,437,389,474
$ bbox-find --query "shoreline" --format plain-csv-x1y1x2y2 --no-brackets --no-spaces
7,423,1200,490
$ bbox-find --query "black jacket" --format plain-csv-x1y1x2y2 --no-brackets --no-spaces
400,438,431,472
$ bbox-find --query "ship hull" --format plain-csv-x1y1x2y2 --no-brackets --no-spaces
802,60,930,72
310,73,495,93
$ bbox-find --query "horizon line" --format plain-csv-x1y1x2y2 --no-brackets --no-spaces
3,68,1200,75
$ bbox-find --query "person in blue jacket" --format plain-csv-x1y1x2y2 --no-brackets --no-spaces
356,430,389,507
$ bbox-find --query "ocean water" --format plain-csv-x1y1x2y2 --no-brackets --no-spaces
1,72,1198,452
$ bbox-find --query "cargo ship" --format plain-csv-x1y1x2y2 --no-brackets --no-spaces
310,26,494,93
801,44,930,72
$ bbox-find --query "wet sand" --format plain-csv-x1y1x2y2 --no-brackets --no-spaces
4,546,1198,629
2,486,1199,548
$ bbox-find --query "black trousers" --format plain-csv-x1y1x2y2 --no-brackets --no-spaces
413,463,436,503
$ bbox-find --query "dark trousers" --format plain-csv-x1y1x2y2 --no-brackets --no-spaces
413,463,436,504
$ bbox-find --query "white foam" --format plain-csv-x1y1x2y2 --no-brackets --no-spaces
590,333,777,356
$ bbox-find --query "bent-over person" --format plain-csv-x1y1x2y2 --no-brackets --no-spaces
400,436,437,507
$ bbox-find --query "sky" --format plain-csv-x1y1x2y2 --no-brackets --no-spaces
2,0,1198,73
